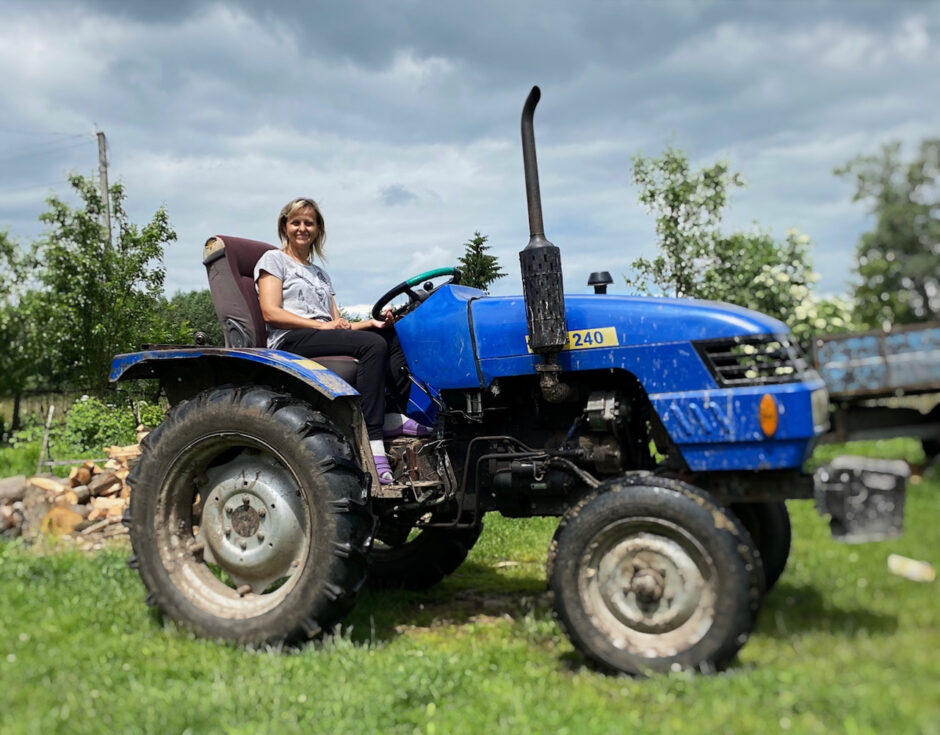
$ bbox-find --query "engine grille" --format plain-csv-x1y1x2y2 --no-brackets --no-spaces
696,335,812,387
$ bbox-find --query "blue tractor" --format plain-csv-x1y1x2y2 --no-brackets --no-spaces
111,88,906,674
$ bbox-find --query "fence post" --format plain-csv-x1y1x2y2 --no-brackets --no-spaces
36,405,55,476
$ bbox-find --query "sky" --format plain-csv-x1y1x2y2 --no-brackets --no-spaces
1,0,937,315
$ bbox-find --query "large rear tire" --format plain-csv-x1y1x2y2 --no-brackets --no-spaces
547,477,763,675
126,386,374,645
368,522,483,590
730,501,791,592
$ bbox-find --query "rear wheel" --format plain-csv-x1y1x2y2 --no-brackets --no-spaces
547,477,763,675
730,501,791,591
368,520,482,590
126,386,374,645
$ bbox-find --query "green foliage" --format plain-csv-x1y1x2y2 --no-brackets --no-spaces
0,235,43,408
59,395,138,453
837,139,940,328
457,231,506,293
0,450,937,735
29,174,187,393
628,147,743,298
163,289,224,346
0,443,39,477
7,396,164,457
629,147,851,341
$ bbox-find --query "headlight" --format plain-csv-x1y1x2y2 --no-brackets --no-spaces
811,387,830,433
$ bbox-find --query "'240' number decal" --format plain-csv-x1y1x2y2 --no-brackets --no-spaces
526,327,619,353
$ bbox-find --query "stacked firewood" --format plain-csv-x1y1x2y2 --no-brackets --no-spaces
0,442,142,549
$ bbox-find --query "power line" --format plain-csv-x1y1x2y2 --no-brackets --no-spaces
0,139,92,164
0,181,63,196
0,126,90,138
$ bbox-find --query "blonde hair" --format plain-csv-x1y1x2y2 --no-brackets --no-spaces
277,197,326,261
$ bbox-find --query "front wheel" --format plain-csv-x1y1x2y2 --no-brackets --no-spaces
547,477,763,675
127,386,374,645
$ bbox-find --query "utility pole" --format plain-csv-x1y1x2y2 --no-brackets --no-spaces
96,129,112,252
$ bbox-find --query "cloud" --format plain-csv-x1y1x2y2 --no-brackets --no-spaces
379,184,419,207
0,0,937,307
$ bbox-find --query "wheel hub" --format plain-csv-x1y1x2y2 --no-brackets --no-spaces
583,518,718,656
197,453,308,593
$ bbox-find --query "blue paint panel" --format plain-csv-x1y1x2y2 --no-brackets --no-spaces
394,285,483,389
678,439,815,472
478,343,716,393
815,324,940,396
650,377,824,443
109,347,359,398
470,293,787,360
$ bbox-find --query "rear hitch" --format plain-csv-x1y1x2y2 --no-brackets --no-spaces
814,456,909,543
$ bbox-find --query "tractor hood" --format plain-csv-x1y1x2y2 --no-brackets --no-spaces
471,292,788,360
394,284,790,391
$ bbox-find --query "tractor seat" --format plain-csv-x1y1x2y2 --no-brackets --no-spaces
202,235,359,387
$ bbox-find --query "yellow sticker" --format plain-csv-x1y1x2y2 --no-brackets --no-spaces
293,358,326,370
527,327,619,353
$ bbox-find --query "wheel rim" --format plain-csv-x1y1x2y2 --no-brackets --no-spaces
156,433,312,618
580,517,718,658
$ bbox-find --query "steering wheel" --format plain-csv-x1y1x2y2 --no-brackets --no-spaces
372,267,462,320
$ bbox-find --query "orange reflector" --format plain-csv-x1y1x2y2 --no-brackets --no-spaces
759,394,779,437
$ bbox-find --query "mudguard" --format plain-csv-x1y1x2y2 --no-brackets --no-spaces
110,347,359,399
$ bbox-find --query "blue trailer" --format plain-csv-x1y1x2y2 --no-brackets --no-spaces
814,323,940,454
110,88,907,675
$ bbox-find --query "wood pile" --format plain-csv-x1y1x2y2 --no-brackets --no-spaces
0,442,143,551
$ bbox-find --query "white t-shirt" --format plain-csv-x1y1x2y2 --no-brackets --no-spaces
254,249,335,349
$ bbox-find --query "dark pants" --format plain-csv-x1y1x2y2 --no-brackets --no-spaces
278,328,410,441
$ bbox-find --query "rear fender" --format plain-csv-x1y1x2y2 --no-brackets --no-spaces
110,347,377,489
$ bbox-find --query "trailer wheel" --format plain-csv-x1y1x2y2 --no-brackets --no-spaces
547,477,763,675
368,523,483,590
730,501,791,591
126,385,373,645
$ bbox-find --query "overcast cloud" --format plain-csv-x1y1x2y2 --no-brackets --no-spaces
1,0,937,313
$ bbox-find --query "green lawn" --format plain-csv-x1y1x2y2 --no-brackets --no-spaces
1,447,937,735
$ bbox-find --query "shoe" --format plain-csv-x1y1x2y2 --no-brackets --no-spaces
383,417,433,438
374,454,394,485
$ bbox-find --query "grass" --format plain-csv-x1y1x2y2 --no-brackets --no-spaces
1,442,938,735
0,443,39,478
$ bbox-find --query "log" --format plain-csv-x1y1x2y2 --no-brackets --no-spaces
71,467,92,488
54,490,79,507
88,472,121,497
27,476,69,494
0,475,28,504
20,487,54,538
72,484,91,503
40,506,84,536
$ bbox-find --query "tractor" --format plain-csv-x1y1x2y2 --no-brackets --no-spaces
110,87,907,674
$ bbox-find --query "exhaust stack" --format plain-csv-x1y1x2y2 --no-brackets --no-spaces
518,86,570,402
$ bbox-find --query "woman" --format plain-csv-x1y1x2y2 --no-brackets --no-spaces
255,197,425,485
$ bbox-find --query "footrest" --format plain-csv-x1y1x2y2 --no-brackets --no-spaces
814,456,908,543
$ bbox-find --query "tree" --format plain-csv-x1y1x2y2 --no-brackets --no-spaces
33,173,186,393
164,289,224,346
628,147,743,298
457,231,506,292
837,139,940,328
627,147,850,341
0,232,41,432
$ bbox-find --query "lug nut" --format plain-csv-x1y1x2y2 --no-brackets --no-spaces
225,507,233,516
239,540,248,550
257,533,265,542
258,508,266,518
242,496,251,506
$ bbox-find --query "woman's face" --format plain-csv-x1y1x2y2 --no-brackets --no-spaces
285,207,318,251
